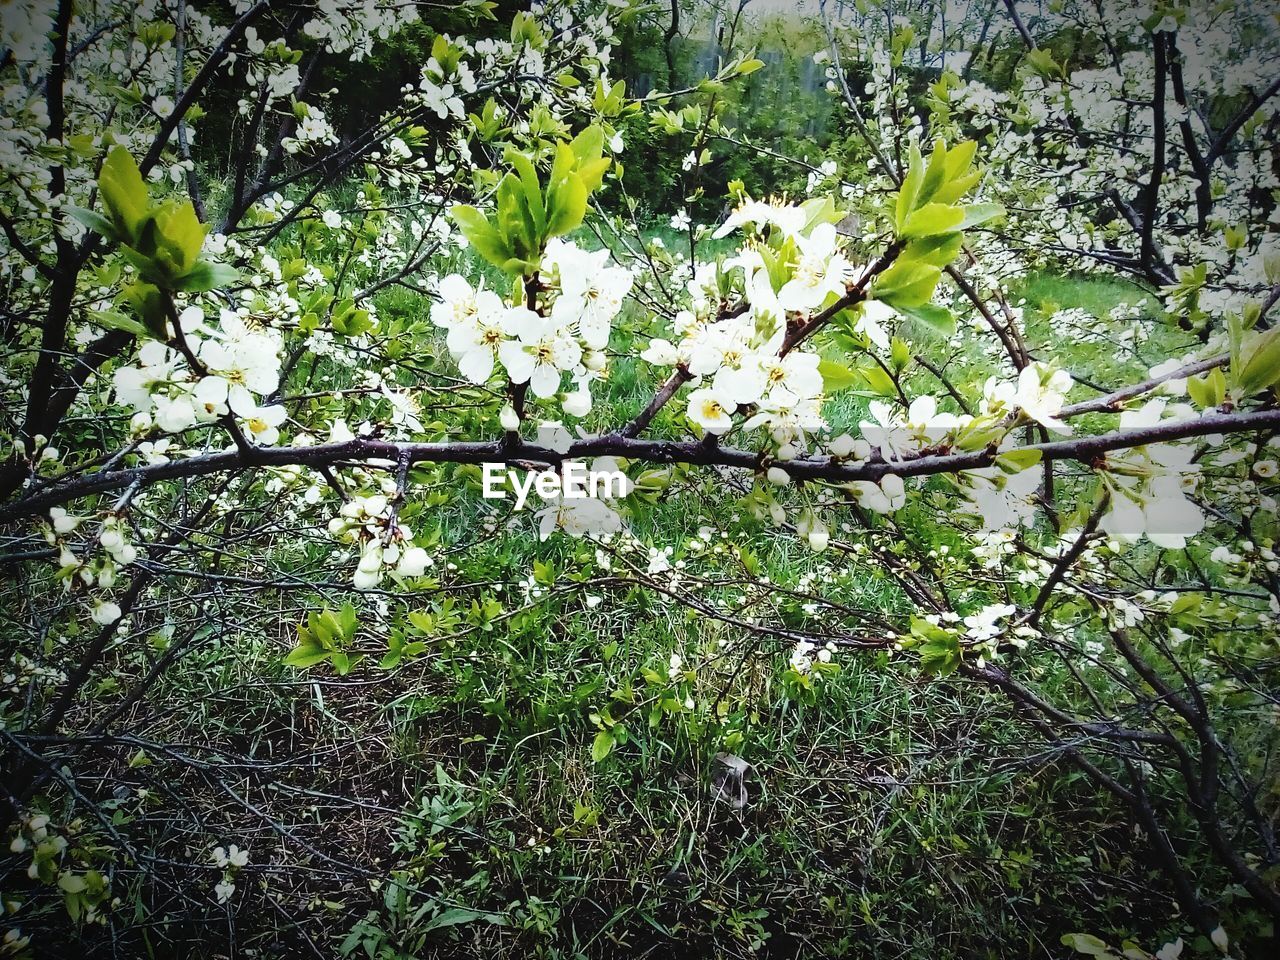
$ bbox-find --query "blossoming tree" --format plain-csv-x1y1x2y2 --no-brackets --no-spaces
0,0,1278,953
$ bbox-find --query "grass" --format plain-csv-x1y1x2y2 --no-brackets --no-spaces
115,582,1171,959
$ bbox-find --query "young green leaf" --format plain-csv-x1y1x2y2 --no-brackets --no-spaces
171,261,239,293
504,148,547,237
818,359,865,393
894,302,957,338
1236,326,1280,395
895,141,925,232
591,728,615,762
873,260,943,308
958,203,1004,231
902,202,965,239
89,309,150,337
545,169,588,238
98,146,150,242
64,205,119,242
120,280,169,338
152,199,208,277
995,448,1044,473
450,204,514,269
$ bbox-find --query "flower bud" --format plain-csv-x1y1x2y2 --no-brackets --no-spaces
562,390,592,418
828,433,857,458
397,547,429,578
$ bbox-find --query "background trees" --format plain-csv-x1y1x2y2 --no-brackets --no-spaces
1,1,1278,956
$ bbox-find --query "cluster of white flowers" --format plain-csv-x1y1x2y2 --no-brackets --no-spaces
789,639,836,673
10,814,61,875
1067,399,1209,548
820,362,1071,520
112,307,287,444
806,159,839,195
962,467,1042,532
962,603,1018,642
640,184,1076,472
532,466,629,543
845,473,906,514
431,239,631,417
919,0,1280,327
0,0,56,63
327,494,432,589
282,102,338,155
211,843,249,905
297,0,415,58
39,507,140,628
983,362,1075,433
858,397,967,461
642,202,858,445
239,32,301,100
2,649,66,700
416,41,476,120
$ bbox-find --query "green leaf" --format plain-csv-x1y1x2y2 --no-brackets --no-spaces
450,204,514,270
894,302,956,338
421,907,507,933
958,203,1003,231
98,146,150,242
152,199,207,277
64,204,119,242
860,364,898,397
120,280,169,339
577,156,611,193
545,171,588,238
818,359,863,393
873,260,943,308
995,448,1043,473
917,140,953,209
933,140,982,204
569,124,604,165
496,171,539,261
284,646,332,669
332,651,363,676
106,83,144,107
890,336,911,372
1060,934,1117,958
89,309,150,338
171,260,238,293
58,874,87,894
942,140,977,184
566,126,611,192
918,632,962,676
902,203,965,239
1236,326,1280,395
1027,48,1064,79
1187,368,1225,409
117,241,163,282
895,141,924,232
532,558,556,585
504,148,547,238
336,602,359,639
591,728,615,762
902,233,964,268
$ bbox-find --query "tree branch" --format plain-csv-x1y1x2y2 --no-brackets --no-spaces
4,407,1278,524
